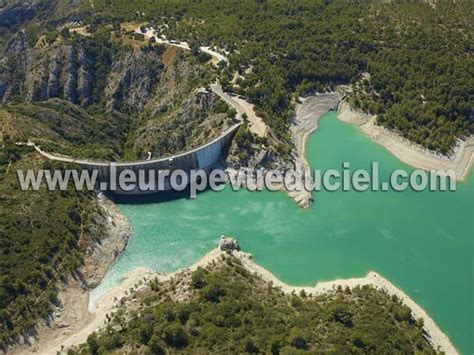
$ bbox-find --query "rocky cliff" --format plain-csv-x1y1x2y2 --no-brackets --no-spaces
0,30,233,161
105,47,163,112
0,34,165,109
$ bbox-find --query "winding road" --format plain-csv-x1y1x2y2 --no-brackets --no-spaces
140,26,266,137
210,83,267,138
24,25,267,165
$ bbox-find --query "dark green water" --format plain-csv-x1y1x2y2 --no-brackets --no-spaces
92,112,474,353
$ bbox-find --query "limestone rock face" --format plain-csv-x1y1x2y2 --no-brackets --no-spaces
0,37,163,109
23,45,93,106
289,190,313,209
133,89,229,158
219,235,240,252
0,31,28,103
0,32,231,161
4,31,28,54
105,49,163,111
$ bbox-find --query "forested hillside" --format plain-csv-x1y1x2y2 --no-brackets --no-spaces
2,0,472,154
70,255,436,354
0,138,104,346
0,0,471,351
86,0,473,154
0,23,234,160
0,5,235,347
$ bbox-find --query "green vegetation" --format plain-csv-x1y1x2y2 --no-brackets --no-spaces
0,137,105,347
0,1,471,351
1,25,224,161
5,1,471,154
86,0,473,154
0,24,231,346
231,125,267,165
121,48,229,160
2,100,129,160
70,255,435,354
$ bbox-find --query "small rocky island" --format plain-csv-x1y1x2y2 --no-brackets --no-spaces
218,235,241,252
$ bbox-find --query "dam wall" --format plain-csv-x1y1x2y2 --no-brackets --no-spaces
32,123,241,194
85,123,240,194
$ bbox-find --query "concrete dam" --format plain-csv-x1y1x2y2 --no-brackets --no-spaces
30,123,241,194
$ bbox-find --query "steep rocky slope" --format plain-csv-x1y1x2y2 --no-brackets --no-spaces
1,33,160,108
0,25,234,348
0,139,131,348
0,29,233,161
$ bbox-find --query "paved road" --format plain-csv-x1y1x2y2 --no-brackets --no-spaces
210,82,267,137
21,27,262,164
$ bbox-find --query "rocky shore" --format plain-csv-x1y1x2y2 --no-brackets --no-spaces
13,194,132,355
338,101,473,181
42,236,458,355
225,92,343,209
288,93,340,208
231,245,457,354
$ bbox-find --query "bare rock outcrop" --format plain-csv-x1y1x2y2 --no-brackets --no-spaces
105,48,163,111
0,36,164,110
219,235,240,252
133,88,230,158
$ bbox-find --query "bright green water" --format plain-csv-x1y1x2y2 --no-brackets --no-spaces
92,112,474,354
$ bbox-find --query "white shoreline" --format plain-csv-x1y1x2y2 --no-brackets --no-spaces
292,93,339,166
233,250,457,354
12,195,132,355
45,245,457,354
338,101,474,181
287,93,339,208
43,249,223,354
13,26,466,354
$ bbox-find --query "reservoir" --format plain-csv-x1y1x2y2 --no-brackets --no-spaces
92,112,474,354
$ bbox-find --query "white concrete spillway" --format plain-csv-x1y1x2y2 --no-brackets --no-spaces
29,123,241,194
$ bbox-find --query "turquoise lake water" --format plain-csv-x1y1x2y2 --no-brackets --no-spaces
91,112,474,354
